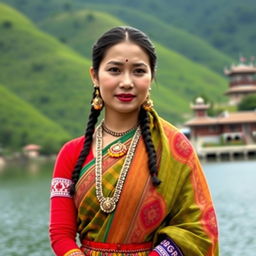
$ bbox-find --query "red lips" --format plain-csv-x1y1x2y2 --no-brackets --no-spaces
115,93,135,102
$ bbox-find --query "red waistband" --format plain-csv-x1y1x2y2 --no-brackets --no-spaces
82,240,153,253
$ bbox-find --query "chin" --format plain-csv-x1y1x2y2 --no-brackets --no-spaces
114,106,140,114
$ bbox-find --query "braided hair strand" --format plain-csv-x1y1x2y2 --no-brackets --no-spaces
69,88,102,196
139,108,161,186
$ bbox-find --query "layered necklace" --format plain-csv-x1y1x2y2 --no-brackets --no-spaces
95,122,141,213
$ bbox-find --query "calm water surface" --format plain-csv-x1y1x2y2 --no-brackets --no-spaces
202,160,256,256
0,159,255,255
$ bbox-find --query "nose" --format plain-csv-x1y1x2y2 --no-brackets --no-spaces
119,72,134,89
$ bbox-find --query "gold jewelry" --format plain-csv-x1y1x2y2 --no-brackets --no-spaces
95,122,141,213
92,87,103,110
102,122,136,137
108,142,127,158
142,95,153,111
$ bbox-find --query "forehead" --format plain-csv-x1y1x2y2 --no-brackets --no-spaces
101,41,150,64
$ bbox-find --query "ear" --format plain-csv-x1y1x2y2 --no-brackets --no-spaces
89,67,99,86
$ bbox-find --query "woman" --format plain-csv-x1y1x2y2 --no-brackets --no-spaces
49,26,219,256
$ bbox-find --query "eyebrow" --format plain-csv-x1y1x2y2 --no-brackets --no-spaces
106,61,148,67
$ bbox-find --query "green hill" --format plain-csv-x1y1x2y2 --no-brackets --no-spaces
79,0,256,58
70,3,233,74
0,84,70,153
39,9,125,58
0,3,228,129
5,0,234,74
38,9,228,116
2,0,256,58
152,42,227,121
0,3,94,136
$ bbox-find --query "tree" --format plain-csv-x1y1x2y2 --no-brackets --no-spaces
63,3,72,12
238,94,256,111
86,13,95,23
2,21,12,29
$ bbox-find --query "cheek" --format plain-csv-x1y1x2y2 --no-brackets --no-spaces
98,73,115,87
98,77,117,99
98,76,115,100
138,77,152,91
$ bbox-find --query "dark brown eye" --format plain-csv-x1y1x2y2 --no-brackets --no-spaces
134,68,146,75
108,67,120,73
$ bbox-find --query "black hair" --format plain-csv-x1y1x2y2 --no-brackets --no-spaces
92,26,157,78
69,26,160,196
69,88,101,196
139,108,161,186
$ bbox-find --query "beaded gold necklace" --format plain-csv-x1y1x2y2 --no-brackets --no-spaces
95,123,141,213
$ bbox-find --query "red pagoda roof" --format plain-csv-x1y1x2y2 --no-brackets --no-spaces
186,111,256,126
185,117,217,126
225,85,256,95
224,63,256,76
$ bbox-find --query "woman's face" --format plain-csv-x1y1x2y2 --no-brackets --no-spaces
90,41,152,116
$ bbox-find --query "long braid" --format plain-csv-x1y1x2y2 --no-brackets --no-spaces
69,89,102,196
139,108,161,186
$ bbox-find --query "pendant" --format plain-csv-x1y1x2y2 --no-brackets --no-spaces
108,142,127,158
100,197,116,213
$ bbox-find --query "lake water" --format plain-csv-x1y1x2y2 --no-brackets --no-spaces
0,159,255,255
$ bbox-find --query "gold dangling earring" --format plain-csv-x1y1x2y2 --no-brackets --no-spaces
142,95,154,111
92,87,103,110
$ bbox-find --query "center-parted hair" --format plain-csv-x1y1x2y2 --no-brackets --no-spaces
69,26,160,196
92,26,157,78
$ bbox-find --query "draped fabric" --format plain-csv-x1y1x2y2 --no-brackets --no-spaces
74,110,219,256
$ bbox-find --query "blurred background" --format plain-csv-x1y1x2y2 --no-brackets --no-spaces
0,0,256,255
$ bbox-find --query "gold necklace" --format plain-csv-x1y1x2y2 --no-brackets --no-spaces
95,123,141,213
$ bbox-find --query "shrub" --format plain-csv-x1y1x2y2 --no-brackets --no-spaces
238,94,256,111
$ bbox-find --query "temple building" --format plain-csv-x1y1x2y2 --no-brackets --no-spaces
185,60,256,160
224,61,256,105
22,144,41,158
